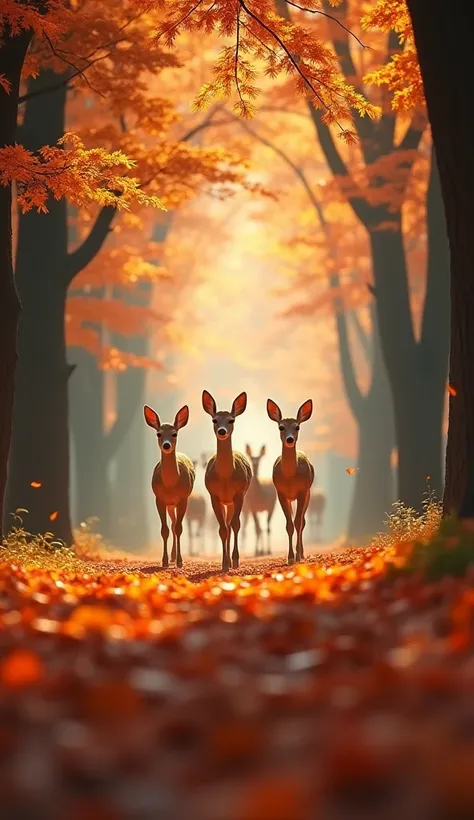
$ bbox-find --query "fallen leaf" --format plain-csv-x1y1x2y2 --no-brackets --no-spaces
49,511,58,521
346,467,358,475
447,384,457,396
30,481,42,488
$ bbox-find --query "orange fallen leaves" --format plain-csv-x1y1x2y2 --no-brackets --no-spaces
1,648,44,688
447,384,457,396
346,467,358,475
49,511,59,521
30,481,42,488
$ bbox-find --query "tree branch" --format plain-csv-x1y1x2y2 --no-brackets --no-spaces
65,204,117,284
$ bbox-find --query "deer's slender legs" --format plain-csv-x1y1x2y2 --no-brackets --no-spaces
242,509,249,541
252,510,262,556
225,503,234,567
295,491,310,561
211,495,230,572
230,493,244,569
277,491,295,564
169,506,177,563
156,501,169,569
174,498,187,569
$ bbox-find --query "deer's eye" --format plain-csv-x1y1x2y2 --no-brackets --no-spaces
212,418,217,424
172,432,177,438
278,425,284,432
228,418,234,424
295,425,300,431
157,432,162,437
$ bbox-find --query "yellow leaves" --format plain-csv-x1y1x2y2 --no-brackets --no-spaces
0,133,165,214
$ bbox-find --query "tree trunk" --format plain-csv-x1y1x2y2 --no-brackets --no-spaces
5,73,73,542
69,346,111,533
111,377,149,551
347,330,395,542
406,0,474,517
0,29,35,538
369,175,449,510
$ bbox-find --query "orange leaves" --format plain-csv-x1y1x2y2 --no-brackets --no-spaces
1,649,44,689
152,0,377,128
447,384,457,397
0,134,165,214
362,0,424,112
30,481,42,488
0,73,11,93
49,511,58,521
346,467,358,475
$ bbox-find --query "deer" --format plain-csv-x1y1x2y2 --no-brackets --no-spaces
186,460,206,555
308,490,326,541
144,404,195,570
242,444,276,556
202,390,252,572
267,398,315,565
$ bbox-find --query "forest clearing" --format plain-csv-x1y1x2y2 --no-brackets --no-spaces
1,0,474,817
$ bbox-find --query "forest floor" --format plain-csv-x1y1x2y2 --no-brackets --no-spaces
0,503,473,819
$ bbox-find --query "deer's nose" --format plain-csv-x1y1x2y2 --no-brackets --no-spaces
162,441,171,451
217,427,227,437
286,435,294,445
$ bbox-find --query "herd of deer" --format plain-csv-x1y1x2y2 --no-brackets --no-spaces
144,391,326,572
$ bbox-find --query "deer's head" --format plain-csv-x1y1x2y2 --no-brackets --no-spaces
144,404,189,455
267,398,312,449
202,390,247,441
245,444,266,476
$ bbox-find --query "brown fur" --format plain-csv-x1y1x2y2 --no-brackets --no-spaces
267,398,315,565
202,390,252,572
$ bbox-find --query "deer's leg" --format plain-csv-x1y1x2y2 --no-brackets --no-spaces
156,500,169,569
174,498,187,569
295,491,310,562
230,494,244,569
252,511,262,556
277,491,295,565
169,506,177,563
187,517,193,555
225,503,234,567
266,501,276,554
242,509,249,541
211,495,230,572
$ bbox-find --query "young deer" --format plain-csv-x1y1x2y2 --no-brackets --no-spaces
144,404,195,569
202,390,252,572
308,490,326,541
186,460,206,554
242,444,276,555
267,398,315,564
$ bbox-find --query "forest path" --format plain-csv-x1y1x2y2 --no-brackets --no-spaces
84,541,365,582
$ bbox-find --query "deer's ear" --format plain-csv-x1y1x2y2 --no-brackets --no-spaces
260,445,266,457
297,399,313,424
202,390,217,416
232,392,247,417
174,405,189,430
144,405,160,430
245,444,252,457
267,399,282,423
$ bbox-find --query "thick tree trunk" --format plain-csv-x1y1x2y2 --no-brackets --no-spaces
111,378,149,551
347,334,395,542
0,29,34,538
5,73,73,542
406,0,474,517
369,186,449,510
69,346,111,534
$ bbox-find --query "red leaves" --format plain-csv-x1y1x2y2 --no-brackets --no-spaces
1,649,44,688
